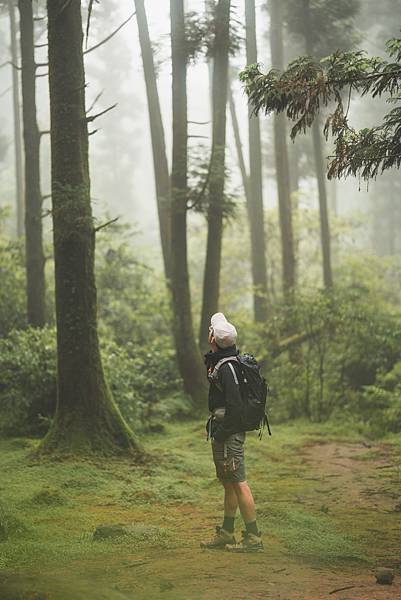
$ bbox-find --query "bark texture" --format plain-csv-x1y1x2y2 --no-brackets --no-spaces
245,0,268,322
270,0,296,293
134,0,171,280
18,0,46,327
199,0,231,351
8,0,24,238
170,0,207,408
40,0,140,455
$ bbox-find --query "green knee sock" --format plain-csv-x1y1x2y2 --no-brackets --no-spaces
245,520,259,536
222,515,235,533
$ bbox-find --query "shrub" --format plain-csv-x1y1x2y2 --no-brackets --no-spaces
0,326,56,436
0,327,182,436
0,238,26,337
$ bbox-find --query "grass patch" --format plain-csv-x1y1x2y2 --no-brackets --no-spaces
0,419,398,578
264,506,367,565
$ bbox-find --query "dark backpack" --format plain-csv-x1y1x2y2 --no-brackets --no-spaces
212,353,271,438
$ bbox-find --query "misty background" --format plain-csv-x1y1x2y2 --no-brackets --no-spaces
1,1,399,269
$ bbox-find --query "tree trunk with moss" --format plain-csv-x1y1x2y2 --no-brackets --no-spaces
39,0,140,455
18,0,46,327
134,0,171,280
245,0,268,322
199,0,231,351
170,0,208,408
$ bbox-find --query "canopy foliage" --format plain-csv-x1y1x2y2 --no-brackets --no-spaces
240,34,401,180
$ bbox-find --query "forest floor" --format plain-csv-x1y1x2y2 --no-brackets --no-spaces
0,420,400,600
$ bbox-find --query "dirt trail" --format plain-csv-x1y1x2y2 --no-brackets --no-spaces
2,439,400,600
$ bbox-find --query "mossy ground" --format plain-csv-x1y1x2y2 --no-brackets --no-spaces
0,420,400,599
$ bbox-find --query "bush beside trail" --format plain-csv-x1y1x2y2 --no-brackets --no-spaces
0,327,182,436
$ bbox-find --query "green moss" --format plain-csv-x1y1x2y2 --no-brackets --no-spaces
0,420,399,591
30,486,66,506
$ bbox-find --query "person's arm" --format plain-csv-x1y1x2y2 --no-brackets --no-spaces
213,362,242,442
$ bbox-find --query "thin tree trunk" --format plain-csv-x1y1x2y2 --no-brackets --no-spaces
329,178,337,215
312,119,333,288
18,0,46,327
303,0,333,288
205,0,214,112
270,0,296,293
170,0,207,408
228,83,250,202
40,0,140,455
199,0,231,351
288,140,300,199
134,0,171,280
8,0,24,238
245,0,268,322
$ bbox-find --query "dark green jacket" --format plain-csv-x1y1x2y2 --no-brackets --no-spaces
204,346,243,442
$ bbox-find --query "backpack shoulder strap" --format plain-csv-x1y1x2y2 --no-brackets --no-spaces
213,357,240,386
214,356,239,370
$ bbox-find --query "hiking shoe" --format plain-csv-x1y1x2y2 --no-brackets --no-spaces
200,526,236,549
225,530,263,553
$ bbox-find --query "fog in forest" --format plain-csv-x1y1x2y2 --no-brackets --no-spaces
1,2,401,596
1,1,399,263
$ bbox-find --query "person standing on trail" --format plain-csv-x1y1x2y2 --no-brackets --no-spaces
200,312,263,553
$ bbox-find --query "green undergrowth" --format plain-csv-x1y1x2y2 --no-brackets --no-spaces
0,419,398,576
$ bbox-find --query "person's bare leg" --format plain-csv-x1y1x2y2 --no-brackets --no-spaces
223,481,238,518
200,482,237,547
232,481,256,524
225,481,263,550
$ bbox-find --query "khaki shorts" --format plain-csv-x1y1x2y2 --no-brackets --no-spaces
211,432,246,483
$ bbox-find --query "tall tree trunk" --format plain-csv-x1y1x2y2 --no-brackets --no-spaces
170,0,207,408
269,0,295,293
18,0,46,327
199,0,231,351
8,0,24,238
228,83,250,202
311,118,333,288
134,0,171,280
40,0,140,455
303,0,333,288
205,0,215,112
245,0,268,322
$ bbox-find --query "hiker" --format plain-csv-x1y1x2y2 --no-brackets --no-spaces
200,312,263,553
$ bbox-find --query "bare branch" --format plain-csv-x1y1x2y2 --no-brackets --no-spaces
88,129,99,136
35,61,49,69
40,130,50,137
86,0,96,47
0,61,21,71
94,216,119,233
0,86,11,99
188,120,211,125
329,585,356,595
188,135,209,139
87,90,104,114
84,12,136,55
85,103,118,123
35,43,48,48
